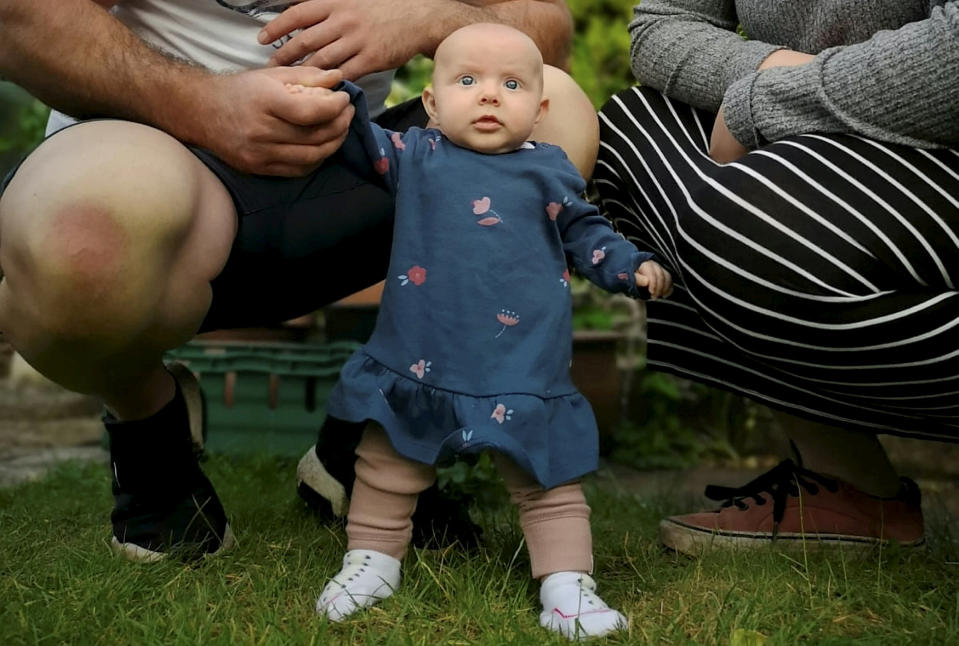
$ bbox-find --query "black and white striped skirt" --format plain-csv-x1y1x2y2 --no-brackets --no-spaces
594,86,959,441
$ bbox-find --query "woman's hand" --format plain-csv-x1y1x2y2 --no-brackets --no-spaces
709,48,815,163
708,109,747,164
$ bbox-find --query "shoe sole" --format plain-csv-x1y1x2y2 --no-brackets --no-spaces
660,518,926,556
296,446,349,517
111,523,236,562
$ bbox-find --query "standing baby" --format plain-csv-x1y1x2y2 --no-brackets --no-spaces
293,23,671,640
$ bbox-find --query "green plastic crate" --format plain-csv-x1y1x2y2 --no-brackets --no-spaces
165,340,360,456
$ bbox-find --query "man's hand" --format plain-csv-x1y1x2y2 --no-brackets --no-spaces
259,0,435,80
635,260,673,300
195,66,354,176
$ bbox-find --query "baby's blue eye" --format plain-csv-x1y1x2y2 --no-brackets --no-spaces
505,80,519,90
459,75,474,86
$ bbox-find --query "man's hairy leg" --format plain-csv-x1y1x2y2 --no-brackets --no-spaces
0,120,236,420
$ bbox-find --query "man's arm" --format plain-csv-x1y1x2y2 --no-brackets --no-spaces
261,0,572,78
0,0,204,135
0,0,354,176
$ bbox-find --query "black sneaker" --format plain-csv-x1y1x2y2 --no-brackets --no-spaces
106,363,234,561
296,416,483,549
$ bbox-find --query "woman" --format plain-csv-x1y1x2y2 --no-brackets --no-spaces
594,0,958,554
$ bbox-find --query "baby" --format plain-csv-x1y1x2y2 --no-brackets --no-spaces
297,23,671,640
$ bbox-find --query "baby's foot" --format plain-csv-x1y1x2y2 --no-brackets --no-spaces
316,549,401,621
539,571,628,640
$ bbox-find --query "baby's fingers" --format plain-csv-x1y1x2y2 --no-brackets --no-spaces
661,269,674,299
647,270,664,299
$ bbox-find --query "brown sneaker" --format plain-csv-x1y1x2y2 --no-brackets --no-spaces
660,458,925,555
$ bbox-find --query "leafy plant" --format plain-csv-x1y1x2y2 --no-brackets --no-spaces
0,82,50,177
567,0,636,107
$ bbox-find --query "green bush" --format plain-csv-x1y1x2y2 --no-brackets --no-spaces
568,0,636,107
0,82,50,177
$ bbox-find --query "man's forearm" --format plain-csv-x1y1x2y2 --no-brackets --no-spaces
428,1,573,68
0,0,209,140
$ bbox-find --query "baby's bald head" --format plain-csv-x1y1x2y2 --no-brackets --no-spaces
432,23,544,93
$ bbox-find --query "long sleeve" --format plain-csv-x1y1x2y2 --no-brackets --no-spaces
332,80,410,193
558,194,654,298
629,0,781,112
723,1,959,149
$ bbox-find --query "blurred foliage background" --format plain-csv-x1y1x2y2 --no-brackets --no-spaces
0,1,777,472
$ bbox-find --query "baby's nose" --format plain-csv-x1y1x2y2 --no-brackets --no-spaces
479,83,500,104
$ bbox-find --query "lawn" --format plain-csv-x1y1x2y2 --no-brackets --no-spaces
2,455,958,645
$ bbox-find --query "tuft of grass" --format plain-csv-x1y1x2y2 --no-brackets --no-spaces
2,457,958,645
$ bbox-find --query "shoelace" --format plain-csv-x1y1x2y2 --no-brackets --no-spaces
325,553,374,596
575,574,603,609
703,451,838,537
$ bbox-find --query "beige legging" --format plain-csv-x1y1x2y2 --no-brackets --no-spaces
347,425,593,579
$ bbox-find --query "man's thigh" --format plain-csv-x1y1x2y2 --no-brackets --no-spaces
198,98,428,332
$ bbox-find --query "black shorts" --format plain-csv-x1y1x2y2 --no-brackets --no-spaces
1,98,428,333
200,97,427,331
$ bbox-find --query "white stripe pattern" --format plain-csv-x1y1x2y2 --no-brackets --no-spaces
594,87,959,440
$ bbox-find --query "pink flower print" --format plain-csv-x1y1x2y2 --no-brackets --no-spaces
391,132,406,150
472,196,502,226
409,359,432,379
490,404,513,424
495,309,520,338
617,272,629,281
472,197,491,215
546,202,562,221
374,149,389,174
398,265,426,286
560,269,570,287
592,247,607,265
428,137,438,150
546,196,573,221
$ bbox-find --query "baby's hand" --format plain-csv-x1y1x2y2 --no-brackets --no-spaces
634,260,673,300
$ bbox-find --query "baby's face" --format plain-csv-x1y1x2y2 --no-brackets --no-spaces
424,25,547,154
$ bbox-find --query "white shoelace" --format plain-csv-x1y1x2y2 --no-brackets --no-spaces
317,549,402,622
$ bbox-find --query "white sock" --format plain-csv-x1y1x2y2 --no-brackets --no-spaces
316,549,402,621
539,571,628,640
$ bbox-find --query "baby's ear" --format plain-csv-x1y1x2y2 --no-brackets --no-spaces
422,86,439,123
534,97,550,126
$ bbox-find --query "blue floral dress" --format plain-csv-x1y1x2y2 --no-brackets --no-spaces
326,82,654,488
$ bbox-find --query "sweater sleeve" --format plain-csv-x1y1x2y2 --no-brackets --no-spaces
723,1,959,149
629,0,782,112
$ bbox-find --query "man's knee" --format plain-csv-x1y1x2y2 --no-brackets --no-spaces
0,121,217,336
535,66,599,179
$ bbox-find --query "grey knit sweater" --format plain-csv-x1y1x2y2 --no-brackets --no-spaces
629,0,958,150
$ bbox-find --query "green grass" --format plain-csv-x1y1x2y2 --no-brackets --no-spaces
2,457,958,645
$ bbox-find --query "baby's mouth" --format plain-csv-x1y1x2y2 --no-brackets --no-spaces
473,115,502,130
